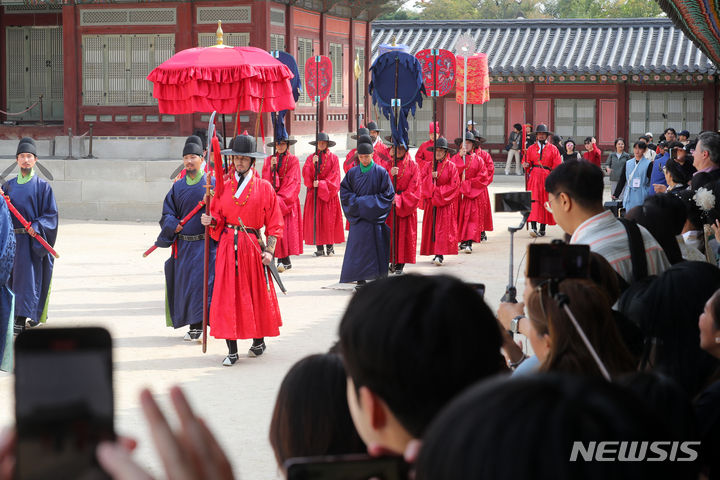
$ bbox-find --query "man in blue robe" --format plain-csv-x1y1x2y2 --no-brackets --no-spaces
340,141,394,287
155,137,216,341
0,198,15,370
8,138,57,334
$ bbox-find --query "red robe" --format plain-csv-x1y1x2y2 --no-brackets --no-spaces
261,152,303,258
524,142,562,225
419,157,460,256
208,173,284,340
451,153,490,242
344,149,359,174
583,144,602,167
302,150,345,245
415,140,434,166
377,153,421,264
373,139,390,160
475,147,494,232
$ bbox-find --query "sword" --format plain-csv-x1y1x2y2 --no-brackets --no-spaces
237,216,287,295
143,200,206,257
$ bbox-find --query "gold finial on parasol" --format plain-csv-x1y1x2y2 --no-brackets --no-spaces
354,53,361,80
391,35,397,46
216,21,224,46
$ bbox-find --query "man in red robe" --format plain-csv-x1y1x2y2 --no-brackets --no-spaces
473,133,495,241
262,136,302,272
366,121,390,160
523,124,562,237
344,127,370,174
451,133,489,253
378,140,421,274
302,132,345,256
419,137,460,266
201,134,284,366
415,122,440,166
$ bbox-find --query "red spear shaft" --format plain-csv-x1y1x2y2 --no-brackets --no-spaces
2,193,59,259
142,200,206,257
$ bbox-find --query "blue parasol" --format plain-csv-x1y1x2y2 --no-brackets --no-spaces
270,50,301,140
369,51,425,148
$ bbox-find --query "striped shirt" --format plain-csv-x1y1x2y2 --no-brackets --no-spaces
570,210,670,283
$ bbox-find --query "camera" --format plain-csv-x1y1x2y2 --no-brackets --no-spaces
526,242,590,280
494,192,532,213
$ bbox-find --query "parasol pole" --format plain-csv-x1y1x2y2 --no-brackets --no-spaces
222,114,227,148
354,53,362,132
202,111,217,354
389,54,401,273
313,55,320,246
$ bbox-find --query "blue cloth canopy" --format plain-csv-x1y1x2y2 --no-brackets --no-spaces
369,51,425,148
271,51,302,141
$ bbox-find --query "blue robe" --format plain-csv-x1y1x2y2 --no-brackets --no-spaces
156,174,216,329
622,157,652,212
648,152,669,196
7,174,57,323
0,200,15,371
339,163,394,283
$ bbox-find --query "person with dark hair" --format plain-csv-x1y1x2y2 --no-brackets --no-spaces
619,261,720,397
339,140,394,286
675,189,707,256
7,137,58,334
606,138,630,199
561,139,582,162
640,134,657,161
612,140,653,210
505,123,523,175
664,127,678,143
344,127,370,174
582,136,601,167
524,279,636,377
649,139,673,195
263,136,302,273
661,157,690,192
624,194,685,265
452,132,489,254
269,353,366,470
674,142,697,179
154,136,216,341
679,129,691,146
544,160,669,282
697,289,720,480
419,138,460,266
339,274,507,454
415,375,684,480
523,124,562,237
201,134,284,365
691,131,720,191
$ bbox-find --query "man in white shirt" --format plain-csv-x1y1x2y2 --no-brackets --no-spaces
544,160,670,283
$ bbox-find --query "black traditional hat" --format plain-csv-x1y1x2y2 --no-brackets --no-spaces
183,142,204,157
428,137,457,154
357,143,374,155
366,121,382,133
16,137,37,157
266,136,297,147
383,135,415,149
185,135,203,147
357,134,373,146
535,124,550,134
220,135,265,159
309,132,336,148
351,128,371,140
454,131,480,147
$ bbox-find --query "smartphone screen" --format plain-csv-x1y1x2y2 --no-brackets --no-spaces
285,454,410,480
466,282,485,299
526,243,590,279
494,192,532,213
15,327,114,480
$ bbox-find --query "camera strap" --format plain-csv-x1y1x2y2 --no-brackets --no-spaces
617,217,648,282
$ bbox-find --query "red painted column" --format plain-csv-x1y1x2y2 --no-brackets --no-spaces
285,5,295,137
364,21,371,125
0,7,6,124
62,4,78,135
618,82,629,142
703,81,717,132
348,20,356,133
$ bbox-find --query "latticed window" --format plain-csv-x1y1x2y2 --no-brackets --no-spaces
355,46,365,107
197,32,249,47
554,99,595,139
629,91,703,140
329,43,343,107
296,37,313,106
81,34,174,106
465,99,506,144
270,34,285,52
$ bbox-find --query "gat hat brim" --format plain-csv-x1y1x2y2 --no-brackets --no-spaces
428,144,457,154
309,140,337,147
266,138,297,147
221,135,266,159
383,136,415,149
351,128,371,140
220,148,266,159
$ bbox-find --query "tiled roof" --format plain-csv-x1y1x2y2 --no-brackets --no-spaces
372,18,717,75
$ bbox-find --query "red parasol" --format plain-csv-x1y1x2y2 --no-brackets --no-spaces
147,45,296,114
455,52,490,105
415,49,456,97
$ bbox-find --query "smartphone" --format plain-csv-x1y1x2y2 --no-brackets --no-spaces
467,282,486,299
494,192,532,213
15,327,115,480
285,454,410,480
526,243,590,279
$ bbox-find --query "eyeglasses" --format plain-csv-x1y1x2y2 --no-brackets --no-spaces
544,193,561,213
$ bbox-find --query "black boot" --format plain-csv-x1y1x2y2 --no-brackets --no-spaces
325,244,335,256
13,316,26,336
313,245,325,257
223,340,239,366
539,224,546,237
249,337,266,357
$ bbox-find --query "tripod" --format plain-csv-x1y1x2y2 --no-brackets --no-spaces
500,211,530,304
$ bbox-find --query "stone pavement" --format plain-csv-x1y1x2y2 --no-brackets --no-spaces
0,175,564,479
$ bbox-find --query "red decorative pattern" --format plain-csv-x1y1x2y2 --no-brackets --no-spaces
304,55,333,102
415,49,456,97
455,53,490,105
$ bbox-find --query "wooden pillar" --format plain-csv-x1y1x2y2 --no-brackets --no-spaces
703,80,717,132
285,4,295,136
62,4,78,134
348,20,356,134
618,82,629,142
176,3,193,136
364,20,371,125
